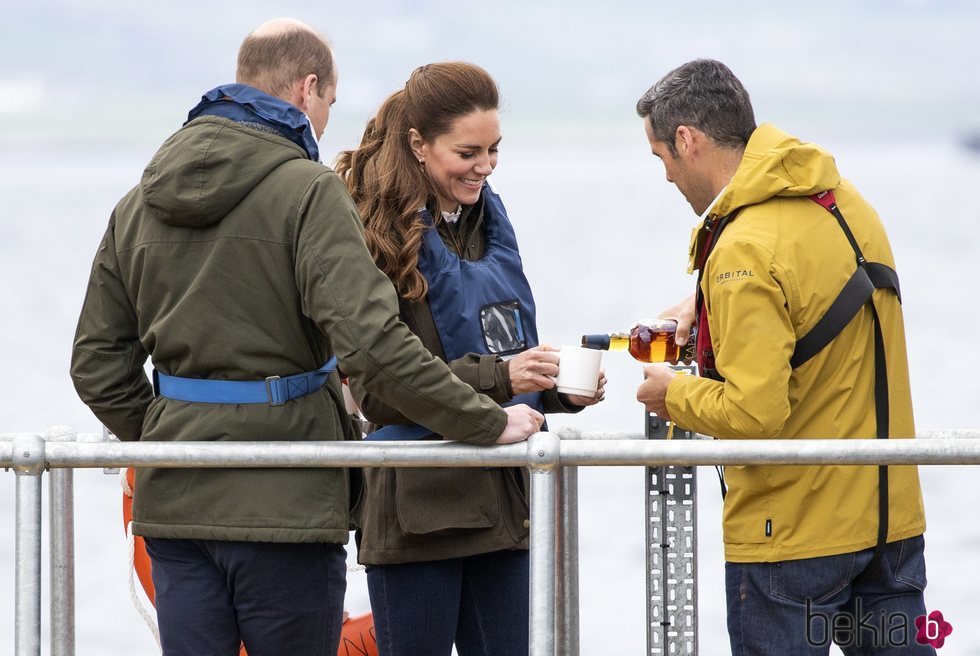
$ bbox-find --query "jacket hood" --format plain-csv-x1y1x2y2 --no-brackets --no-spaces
140,116,304,228
711,123,841,219
687,124,843,275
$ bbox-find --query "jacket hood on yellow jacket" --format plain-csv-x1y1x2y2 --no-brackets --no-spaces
687,124,843,274
713,123,842,218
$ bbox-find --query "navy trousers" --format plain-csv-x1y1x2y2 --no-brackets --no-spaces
145,537,347,656
367,549,530,656
726,535,936,655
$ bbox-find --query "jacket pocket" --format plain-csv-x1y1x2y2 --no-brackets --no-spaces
394,468,499,535
721,467,771,545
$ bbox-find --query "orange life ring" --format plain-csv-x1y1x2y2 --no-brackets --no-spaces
337,612,378,656
123,468,376,656
122,468,156,605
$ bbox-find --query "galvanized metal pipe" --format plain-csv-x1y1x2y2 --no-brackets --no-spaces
555,427,581,656
13,434,45,656
556,437,980,466
12,439,528,469
47,426,77,656
528,432,559,656
2,436,980,470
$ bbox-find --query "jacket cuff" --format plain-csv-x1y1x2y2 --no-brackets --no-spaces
551,390,585,414
498,359,515,398
478,354,499,391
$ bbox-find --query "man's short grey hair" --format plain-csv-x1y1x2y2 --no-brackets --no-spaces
636,59,756,157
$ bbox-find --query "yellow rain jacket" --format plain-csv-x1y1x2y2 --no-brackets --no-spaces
666,124,926,562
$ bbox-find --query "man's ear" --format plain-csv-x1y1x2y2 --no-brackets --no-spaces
675,125,695,156
408,128,426,161
291,74,318,112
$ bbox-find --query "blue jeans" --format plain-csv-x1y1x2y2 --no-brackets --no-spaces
145,537,347,656
726,535,936,655
367,549,529,656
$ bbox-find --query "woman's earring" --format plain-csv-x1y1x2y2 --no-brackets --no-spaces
418,159,425,168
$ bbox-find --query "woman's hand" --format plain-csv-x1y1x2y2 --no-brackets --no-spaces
564,369,607,407
508,345,560,395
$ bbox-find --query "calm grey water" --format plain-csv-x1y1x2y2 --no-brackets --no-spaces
2,130,979,654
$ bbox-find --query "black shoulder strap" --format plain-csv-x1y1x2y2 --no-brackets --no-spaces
802,190,895,565
791,194,901,369
790,264,900,369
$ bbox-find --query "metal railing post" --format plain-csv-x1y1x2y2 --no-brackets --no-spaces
645,413,698,655
555,427,580,656
13,434,45,656
48,426,77,656
528,431,560,656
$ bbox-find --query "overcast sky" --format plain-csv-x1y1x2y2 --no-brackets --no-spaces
3,0,979,147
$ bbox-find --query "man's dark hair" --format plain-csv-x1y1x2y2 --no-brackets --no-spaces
636,59,756,157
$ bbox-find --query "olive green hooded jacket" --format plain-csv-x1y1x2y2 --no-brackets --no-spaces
70,116,507,543
666,124,926,562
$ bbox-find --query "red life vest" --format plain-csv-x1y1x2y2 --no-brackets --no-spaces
693,211,737,382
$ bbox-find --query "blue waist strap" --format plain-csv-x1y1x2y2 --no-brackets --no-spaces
365,391,545,441
153,357,338,406
364,424,435,442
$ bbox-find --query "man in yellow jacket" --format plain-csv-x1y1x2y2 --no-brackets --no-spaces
635,59,934,654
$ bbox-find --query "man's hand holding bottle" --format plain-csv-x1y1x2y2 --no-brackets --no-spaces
652,293,697,348
635,294,697,419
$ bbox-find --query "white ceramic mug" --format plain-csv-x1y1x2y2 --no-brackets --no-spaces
555,344,603,396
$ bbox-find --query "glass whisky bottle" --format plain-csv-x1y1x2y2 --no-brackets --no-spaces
581,319,696,364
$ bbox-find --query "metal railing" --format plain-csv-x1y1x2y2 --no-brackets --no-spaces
4,427,980,656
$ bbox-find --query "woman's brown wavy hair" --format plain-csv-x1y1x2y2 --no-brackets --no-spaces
335,62,499,302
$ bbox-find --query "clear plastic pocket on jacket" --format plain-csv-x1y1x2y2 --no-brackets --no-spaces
480,300,526,355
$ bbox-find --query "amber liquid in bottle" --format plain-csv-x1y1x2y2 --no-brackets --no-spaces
582,320,695,365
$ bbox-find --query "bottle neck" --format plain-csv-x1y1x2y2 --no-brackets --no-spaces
581,333,612,350
607,334,630,352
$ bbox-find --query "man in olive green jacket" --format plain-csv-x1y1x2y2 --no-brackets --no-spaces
635,60,933,654
70,18,542,656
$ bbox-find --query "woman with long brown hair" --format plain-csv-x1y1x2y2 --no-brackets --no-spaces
336,62,604,655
